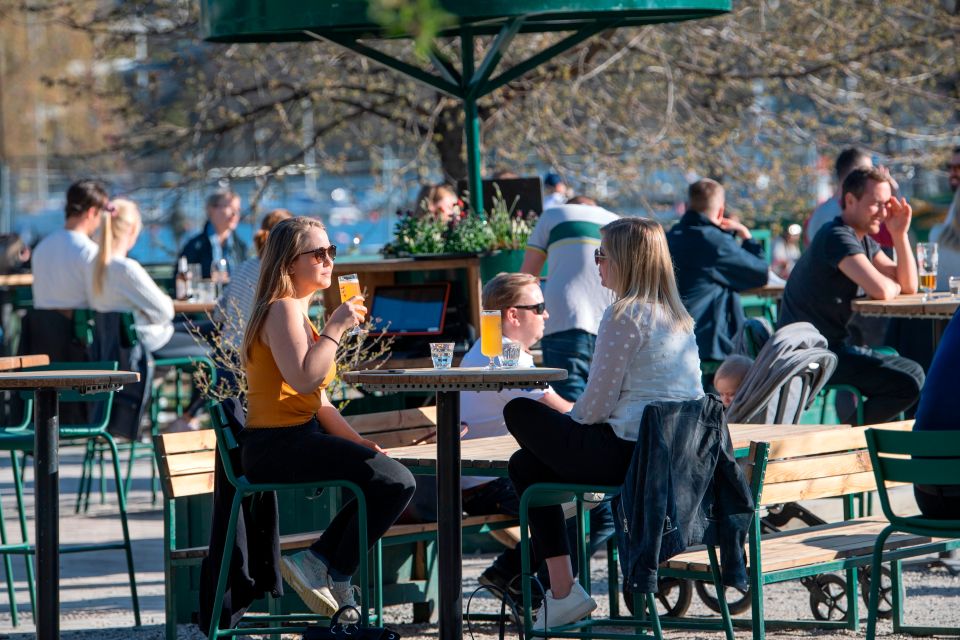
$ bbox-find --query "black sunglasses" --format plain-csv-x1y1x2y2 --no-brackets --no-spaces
296,244,337,263
594,247,608,266
514,302,546,315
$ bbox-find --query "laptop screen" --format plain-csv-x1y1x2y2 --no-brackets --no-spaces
368,283,451,336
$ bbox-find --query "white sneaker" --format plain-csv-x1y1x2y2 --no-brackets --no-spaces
330,579,362,622
280,551,338,616
533,582,597,631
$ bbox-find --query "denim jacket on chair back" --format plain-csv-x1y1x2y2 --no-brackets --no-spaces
614,395,753,593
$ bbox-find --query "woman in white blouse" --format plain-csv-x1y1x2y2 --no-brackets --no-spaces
90,198,207,360
503,217,703,630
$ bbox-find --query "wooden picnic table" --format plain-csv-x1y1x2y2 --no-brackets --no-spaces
742,283,784,299
0,368,139,640
0,273,32,288
173,300,217,314
343,366,567,640
851,293,959,320
388,422,855,474
0,354,49,371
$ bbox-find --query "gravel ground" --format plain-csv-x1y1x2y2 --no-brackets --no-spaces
0,453,956,639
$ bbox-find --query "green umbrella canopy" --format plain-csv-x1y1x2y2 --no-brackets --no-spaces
201,0,730,42
200,0,731,214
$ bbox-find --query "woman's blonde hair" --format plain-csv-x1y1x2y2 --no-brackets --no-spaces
241,216,326,365
252,209,293,257
601,217,694,333
93,198,142,296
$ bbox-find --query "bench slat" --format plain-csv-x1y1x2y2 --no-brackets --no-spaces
666,517,932,573
164,450,217,477
168,472,216,498
763,450,873,484
156,430,217,455
170,513,517,560
760,470,879,505
765,421,912,459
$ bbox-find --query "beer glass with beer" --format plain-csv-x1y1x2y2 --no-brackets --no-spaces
480,310,502,369
338,273,364,336
917,242,938,302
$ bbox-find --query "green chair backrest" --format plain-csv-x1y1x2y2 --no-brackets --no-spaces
209,400,244,488
865,428,960,533
73,309,96,347
115,311,140,349
19,361,119,431
751,229,773,263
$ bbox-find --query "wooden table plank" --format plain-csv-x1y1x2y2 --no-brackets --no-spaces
173,300,216,314
0,354,50,371
0,273,33,287
852,293,959,319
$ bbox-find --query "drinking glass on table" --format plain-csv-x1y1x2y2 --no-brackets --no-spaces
916,242,938,302
949,276,960,298
499,341,522,368
338,274,364,336
480,310,502,369
429,342,454,369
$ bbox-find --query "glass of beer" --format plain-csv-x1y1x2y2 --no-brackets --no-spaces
916,242,938,302
338,273,364,336
480,310,503,369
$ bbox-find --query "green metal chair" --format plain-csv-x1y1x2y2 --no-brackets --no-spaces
0,361,141,627
206,400,381,638
517,483,735,640
864,428,960,640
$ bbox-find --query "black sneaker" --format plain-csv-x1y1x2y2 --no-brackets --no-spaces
478,565,544,612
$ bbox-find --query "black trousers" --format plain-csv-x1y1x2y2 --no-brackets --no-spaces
829,344,925,425
239,420,416,577
915,487,960,520
504,397,635,562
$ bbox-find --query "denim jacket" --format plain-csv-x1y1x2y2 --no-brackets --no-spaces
614,395,753,593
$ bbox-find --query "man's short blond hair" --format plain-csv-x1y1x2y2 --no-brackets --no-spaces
688,179,725,216
482,272,540,310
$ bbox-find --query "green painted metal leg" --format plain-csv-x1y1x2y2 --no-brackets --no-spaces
645,593,664,640
749,526,765,640
162,499,177,640
607,538,620,618
708,545,736,640
0,489,19,627
104,434,141,625
75,440,94,513
98,446,107,505
374,540,384,626
845,565,860,631
519,495,535,637
209,493,244,639
9,452,35,615
866,527,893,640
891,558,905,633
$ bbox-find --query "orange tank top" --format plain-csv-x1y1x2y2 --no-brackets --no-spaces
245,317,336,428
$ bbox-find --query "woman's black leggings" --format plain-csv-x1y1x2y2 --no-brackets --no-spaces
504,397,636,562
240,419,416,577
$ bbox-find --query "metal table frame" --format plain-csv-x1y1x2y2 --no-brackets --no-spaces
343,368,565,640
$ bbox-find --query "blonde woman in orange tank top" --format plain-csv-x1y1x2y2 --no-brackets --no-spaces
239,216,415,618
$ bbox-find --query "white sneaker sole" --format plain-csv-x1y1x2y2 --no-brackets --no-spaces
534,595,598,631
280,557,338,616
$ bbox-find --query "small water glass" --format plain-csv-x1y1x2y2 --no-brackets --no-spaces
429,342,455,369
950,276,960,298
498,342,522,368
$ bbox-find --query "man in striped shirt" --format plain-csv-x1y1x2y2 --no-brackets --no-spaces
520,197,618,401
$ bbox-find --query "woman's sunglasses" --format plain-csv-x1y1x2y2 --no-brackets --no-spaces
514,302,546,315
594,247,608,266
296,245,337,264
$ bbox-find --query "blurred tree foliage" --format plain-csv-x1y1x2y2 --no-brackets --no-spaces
4,0,959,222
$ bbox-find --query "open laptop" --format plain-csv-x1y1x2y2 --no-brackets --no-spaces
368,283,451,336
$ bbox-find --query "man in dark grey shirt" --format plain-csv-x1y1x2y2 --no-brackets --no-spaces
779,167,924,423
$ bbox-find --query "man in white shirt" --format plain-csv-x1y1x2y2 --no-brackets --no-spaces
520,198,619,401
31,179,109,310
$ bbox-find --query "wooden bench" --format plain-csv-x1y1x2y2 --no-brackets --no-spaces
154,407,518,640
660,420,959,640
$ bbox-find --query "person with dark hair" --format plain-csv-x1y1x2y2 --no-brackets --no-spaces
779,167,924,424
216,209,293,351
176,189,249,279
806,148,873,246
542,172,569,209
666,178,769,364
31,179,110,310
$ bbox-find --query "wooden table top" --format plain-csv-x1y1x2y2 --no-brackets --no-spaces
387,422,854,472
0,354,50,371
743,283,785,299
0,273,32,287
852,294,959,319
173,300,217,314
0,370,139,392
343,366,567,392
